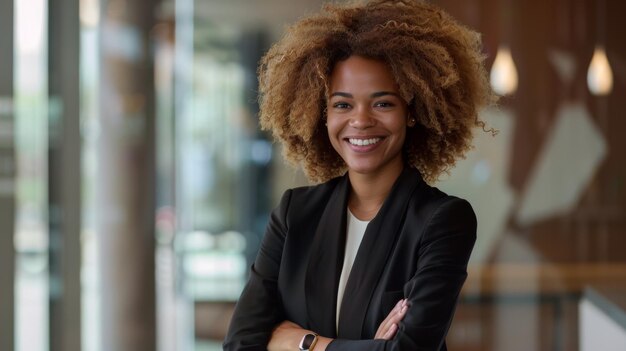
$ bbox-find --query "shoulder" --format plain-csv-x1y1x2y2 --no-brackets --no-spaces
280,175,343,205
290,175,343,197
407,181,477,232
273,175,345,221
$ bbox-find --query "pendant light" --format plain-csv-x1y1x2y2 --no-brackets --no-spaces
490,46,518,96
490,0,519,96
587,0,613,96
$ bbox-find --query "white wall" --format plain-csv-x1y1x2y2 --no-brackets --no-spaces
580,298,626,351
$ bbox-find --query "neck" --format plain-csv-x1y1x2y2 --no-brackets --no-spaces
347,161,404,221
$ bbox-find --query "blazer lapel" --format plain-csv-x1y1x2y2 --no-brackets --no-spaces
337,168,423,339
305,174,350,338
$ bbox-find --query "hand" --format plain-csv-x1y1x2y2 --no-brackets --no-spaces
268,321,303,351
374,298,408,340
268,321,332,351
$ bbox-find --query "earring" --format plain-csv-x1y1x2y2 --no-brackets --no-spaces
408,117,416,127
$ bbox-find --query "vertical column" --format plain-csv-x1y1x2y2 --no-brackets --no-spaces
97,0,158,350
173,0,195,348
48,0,82,350
0,1,15,351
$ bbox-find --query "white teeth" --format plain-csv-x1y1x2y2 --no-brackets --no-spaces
348,138,381,146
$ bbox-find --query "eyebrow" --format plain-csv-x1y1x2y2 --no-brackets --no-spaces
329,91,401,99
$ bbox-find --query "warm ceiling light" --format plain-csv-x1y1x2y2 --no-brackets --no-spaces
587,46,614,96
490,46,519,96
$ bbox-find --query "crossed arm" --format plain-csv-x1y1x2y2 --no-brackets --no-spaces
268,298,409,351
223,191,476,351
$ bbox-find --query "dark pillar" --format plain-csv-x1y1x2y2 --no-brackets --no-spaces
97,0,158,349
0,0,15,350
48,0,82,350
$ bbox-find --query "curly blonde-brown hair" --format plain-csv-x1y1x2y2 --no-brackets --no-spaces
258,0,495,183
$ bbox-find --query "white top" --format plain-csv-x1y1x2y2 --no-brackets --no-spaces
336,209,370,329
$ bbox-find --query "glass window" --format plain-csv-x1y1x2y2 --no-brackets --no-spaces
14,0,49,350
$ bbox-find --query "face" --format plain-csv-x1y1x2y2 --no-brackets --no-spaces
326,55,409,178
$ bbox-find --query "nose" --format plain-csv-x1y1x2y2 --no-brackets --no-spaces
349,108,375,129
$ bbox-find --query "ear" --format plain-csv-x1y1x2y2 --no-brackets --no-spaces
407,116,417,127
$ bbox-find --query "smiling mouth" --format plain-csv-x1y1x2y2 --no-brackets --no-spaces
347,137,382,146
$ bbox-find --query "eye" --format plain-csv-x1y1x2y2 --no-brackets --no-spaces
332,102,351,109
374,101,395,108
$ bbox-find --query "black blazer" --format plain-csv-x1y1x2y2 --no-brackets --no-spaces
223,167,476,351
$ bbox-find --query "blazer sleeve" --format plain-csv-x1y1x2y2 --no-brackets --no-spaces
222,190,292,351
327,197,477,351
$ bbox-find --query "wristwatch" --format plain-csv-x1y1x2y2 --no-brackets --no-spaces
298,333,318,351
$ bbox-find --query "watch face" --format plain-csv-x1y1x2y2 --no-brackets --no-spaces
299,333,316,350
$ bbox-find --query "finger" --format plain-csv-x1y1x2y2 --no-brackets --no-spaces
381,303,410,340
390,300,406,319
399,304,408,317
383,324,397,340
375,319,392,339
391,304,408,321
381,305,408,336
379,300,404,330
375,315,393,339
375,299,406,338
383,323,398,340
386,300,404,321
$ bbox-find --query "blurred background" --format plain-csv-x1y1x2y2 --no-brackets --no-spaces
0,0,625,350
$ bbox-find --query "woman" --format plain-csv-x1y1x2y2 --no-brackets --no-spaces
223,1,494,350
